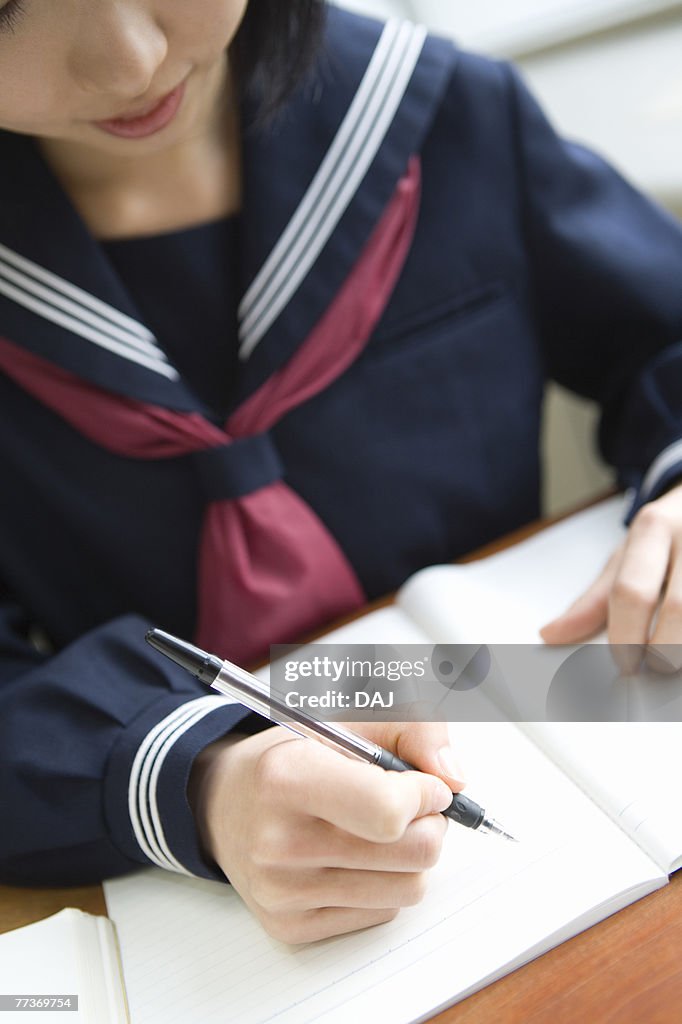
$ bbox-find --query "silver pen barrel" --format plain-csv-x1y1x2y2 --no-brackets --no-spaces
211,660,382,764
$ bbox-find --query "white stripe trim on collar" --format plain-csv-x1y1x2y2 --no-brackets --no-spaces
237,19,427,361
0,241,155,342
0,274,179,380
128,696,237,873
239,18,402,328
0,256,167,361
0,242,179,380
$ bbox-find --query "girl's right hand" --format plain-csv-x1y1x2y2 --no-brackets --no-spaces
188,724,455,944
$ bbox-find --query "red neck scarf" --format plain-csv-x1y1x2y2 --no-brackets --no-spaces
0,158,421,663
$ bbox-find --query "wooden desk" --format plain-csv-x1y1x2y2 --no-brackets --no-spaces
2,515,681,1023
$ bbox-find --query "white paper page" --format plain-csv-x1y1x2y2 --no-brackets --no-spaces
389,499,625,720
258,603,505,721
298,604,432,645
524,722,682,873
397,496,625,644
396,500,682,865
105,723,663,1024
0,910,128,1024
254,606,432,690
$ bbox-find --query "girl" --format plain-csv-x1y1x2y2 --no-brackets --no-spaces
1,0,682,943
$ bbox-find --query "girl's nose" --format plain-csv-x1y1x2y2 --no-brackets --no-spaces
68,3,168,101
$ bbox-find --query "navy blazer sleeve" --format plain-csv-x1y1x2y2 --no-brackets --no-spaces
505,62,682,514
0,597,256,885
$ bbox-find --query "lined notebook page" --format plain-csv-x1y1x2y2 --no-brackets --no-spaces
105,723,663,1024
526,723,682,873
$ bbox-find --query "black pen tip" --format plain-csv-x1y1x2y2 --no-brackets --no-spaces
145,629,222,684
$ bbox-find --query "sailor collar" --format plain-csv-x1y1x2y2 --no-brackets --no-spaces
0,8,456,413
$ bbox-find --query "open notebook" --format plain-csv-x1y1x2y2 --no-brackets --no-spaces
0,909,128,1024
104,497,682,1024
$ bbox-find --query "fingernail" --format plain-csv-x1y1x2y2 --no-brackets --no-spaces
437,746,466,786
429,778,454,813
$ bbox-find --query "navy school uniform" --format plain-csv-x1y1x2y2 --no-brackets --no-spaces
1,6,682,885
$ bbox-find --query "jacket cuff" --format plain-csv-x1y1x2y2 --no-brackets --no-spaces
625,438,682,523
104,694,254,880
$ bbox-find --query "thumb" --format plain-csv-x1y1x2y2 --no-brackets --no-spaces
379,721,466,792
540,548,620,644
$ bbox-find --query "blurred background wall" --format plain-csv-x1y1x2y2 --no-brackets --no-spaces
334,0,682,514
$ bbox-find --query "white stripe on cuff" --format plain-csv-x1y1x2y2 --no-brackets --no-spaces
638,439,682,504
128,696,238,874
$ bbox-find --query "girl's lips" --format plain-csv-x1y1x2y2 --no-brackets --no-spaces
94,81,187,139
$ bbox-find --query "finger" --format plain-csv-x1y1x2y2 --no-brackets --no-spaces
262,906,400,945
266,740,452,842
539,548,621,644
607,514,671,673
268,811,448,872
351,721,466,790
647,546,682,671
254,865,432,914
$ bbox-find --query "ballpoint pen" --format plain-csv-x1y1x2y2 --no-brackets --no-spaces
145,628,517,841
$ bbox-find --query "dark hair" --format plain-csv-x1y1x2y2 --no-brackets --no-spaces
231,0,326,116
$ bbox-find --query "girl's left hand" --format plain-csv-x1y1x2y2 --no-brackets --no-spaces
540,484,682,672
